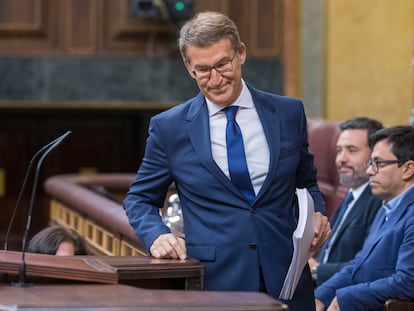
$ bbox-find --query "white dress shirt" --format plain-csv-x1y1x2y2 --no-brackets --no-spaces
321,181,369,263
206,80,270,195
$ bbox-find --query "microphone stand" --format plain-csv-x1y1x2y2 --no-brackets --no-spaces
2,131,71,287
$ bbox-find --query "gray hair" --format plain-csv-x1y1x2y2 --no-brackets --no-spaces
178,11,241,61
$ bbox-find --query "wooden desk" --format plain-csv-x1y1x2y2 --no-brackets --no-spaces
0,283,288,310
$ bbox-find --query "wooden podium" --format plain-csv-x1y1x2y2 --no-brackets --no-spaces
0,250,288,310
92,255,203,290
0,250,203,290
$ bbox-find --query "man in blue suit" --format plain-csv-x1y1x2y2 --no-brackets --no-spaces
309,117,383,287
315,125,414,310
124,11,330,311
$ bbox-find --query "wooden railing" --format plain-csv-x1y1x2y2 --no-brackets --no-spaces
44,173,146,256
42,173,205,291
44,173,177,256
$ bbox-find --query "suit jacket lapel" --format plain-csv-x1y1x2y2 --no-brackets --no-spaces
334,186,370,238
250,87,281,200
186,93,242,198
377,189,414,238
370,187,414,243
354,186,414,272
186,87,282,204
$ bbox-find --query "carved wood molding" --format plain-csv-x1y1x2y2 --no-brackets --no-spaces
0,0,61,54
98,0,178,56
64,0,97,54
0,0,287,58
0,0,297,99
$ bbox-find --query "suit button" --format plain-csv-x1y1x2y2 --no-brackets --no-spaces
250,243,257,250
250,208,256,214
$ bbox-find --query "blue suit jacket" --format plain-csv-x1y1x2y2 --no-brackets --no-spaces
124,85,326,311
315,185,414,310
316,185,382,286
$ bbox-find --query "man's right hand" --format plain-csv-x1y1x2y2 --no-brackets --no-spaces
308,256,319,271
150,233,187,260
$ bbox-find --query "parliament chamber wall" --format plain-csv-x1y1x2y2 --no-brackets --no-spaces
0,0,290,250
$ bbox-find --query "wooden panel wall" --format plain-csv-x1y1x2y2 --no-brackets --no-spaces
0,108,162,251
0,0,285,58
0,0,295,250
0,0,61,55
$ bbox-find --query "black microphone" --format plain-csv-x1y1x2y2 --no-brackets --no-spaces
2,131,71,287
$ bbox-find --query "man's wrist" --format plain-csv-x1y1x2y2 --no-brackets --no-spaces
311,265,318,281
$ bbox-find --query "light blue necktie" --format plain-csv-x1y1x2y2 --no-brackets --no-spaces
224,106,255,203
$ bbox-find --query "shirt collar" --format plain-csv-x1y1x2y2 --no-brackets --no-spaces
382,183,414,218
350,181,369,202
206,80,253,116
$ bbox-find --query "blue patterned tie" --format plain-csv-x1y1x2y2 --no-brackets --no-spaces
332,191,354,231
224,106,255,203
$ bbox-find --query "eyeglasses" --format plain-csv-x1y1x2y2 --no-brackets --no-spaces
191,52,237,79
366,159,406,173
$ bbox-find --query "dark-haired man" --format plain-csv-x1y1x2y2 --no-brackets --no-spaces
316,125,414,310
309,117,383,287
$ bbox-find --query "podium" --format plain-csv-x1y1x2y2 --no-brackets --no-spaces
0,250,203,290
92,254,203,290
0,250,288,310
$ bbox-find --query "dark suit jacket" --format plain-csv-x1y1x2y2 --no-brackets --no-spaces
124,85,326,311
315,185,414,310
316,185,382,286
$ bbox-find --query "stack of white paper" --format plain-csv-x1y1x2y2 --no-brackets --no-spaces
279,188,315,300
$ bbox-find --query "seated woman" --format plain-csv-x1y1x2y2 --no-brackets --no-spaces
27,225,87,256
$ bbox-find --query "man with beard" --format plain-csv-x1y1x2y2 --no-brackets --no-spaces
315,125,414,310
309,117,383,287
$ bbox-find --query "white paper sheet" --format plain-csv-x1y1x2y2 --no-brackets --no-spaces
279,188,315,300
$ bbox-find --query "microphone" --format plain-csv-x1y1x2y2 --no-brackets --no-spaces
2,131,71,287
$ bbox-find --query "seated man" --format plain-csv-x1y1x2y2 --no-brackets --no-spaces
309,117,383,287
28,225,87,256
315,125,414,311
